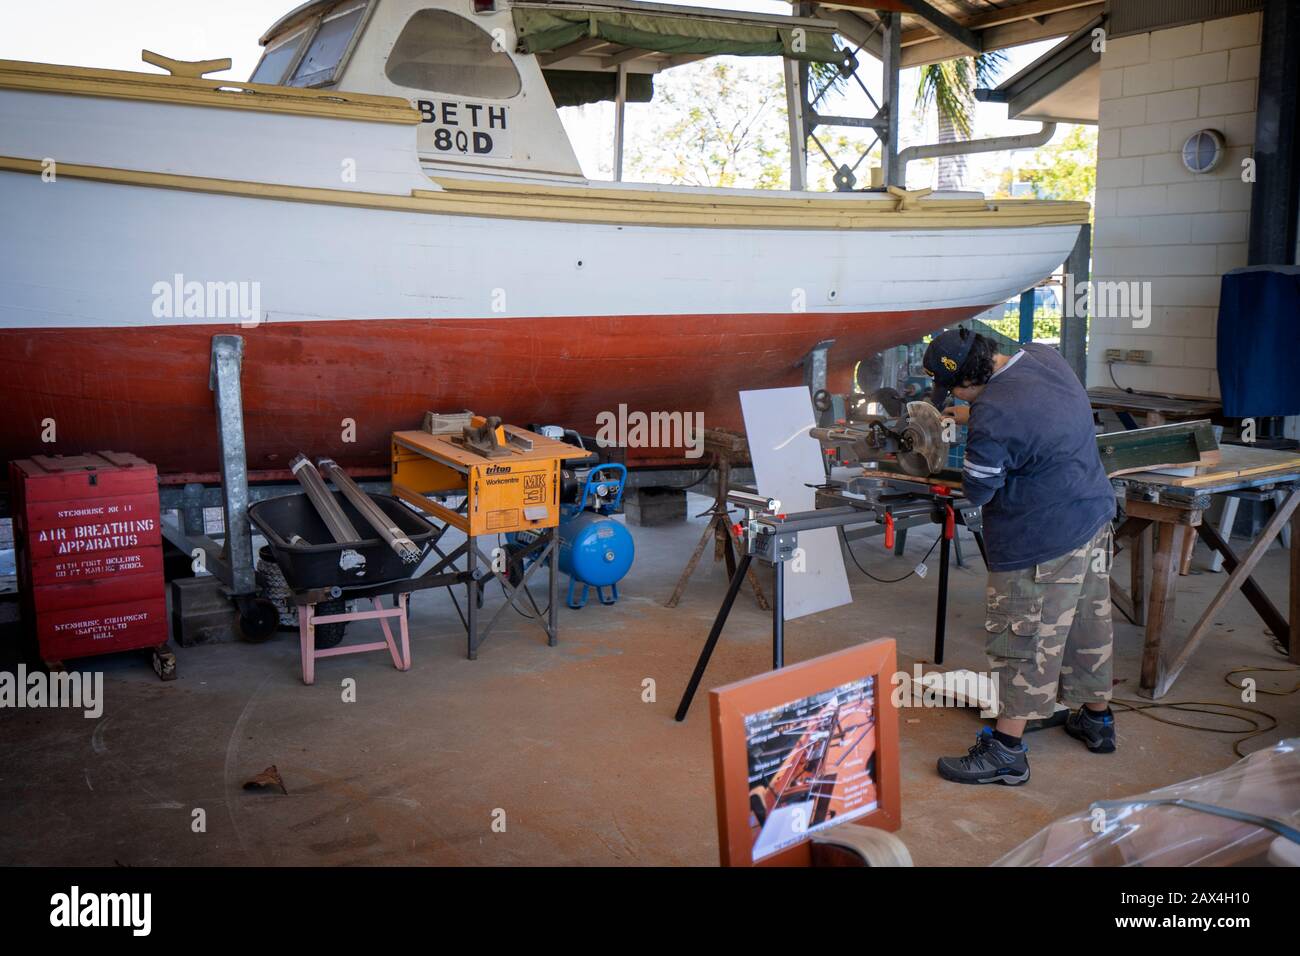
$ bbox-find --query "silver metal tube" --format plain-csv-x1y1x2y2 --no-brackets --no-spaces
727,490,780,513
318,458,421,564
290,454,360,544
897,122,1057,182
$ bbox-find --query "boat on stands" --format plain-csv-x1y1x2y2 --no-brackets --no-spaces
0,0,1089,476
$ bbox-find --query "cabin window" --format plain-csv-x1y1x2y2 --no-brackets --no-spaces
250,28,309,85
287,2,370,87
385,9,521,99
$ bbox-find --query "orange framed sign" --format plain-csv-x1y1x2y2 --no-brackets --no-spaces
709,639,900,867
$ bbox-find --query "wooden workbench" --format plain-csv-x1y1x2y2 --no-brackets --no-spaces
871,445,1300,698
1111,444,1300,698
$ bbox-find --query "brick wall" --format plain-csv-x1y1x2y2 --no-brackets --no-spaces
1088,13,1261,397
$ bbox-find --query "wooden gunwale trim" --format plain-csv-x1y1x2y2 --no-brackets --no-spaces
431,175,1091,220
0,155,1088,229
0,59,420,125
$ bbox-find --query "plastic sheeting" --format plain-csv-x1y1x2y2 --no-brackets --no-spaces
995,738,1300,866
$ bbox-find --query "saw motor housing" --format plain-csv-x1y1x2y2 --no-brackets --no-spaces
813,400,951,477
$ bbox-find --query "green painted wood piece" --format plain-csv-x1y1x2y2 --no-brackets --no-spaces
1096,419,1219,476
873,419,1219,484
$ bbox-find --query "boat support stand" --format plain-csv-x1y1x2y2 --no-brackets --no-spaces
160,334,277,639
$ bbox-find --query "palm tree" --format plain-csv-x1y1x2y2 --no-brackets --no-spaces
915,52,1006,190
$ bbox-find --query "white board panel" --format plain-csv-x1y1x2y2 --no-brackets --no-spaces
739,387,852,621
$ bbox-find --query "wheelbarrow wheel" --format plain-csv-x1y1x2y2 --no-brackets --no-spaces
311,598,348,649
237,598,279,643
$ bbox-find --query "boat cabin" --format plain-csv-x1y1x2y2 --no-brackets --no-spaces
249,0,846,182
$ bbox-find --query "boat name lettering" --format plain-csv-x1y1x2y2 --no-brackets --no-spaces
415,100,511,160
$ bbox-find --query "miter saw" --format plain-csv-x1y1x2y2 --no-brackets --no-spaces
811,388,951,477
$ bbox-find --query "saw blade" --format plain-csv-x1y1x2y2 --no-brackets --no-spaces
898,400,948,476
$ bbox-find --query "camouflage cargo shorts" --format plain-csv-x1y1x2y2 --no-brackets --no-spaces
985,523,1114,720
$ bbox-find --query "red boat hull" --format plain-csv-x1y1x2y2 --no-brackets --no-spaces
1,307,981,476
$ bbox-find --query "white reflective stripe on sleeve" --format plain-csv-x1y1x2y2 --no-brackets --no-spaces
963,460,1003,477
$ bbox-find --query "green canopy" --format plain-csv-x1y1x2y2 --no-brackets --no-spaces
545,68,654,107
512,6,844,65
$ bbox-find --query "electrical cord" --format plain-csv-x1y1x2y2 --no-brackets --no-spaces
1103,667,1296,758
661,462,717,493
1108,697,1280,759
839,524,942,584
1226,664,1300,696
1107,361,1135,394
496,533,553,621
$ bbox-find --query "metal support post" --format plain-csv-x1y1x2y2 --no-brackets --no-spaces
880,11,902,188
1018,289,1035,344
466,533,479,660
548,525,560,646
934,530,951,664
784,56,808,191
613,64,627,182
1060,223,1091,384
772,562,785,669
209,334,254,597
675,553,755,721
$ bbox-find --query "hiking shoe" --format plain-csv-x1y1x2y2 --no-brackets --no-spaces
1065,707,1116,753
937,728,1030,786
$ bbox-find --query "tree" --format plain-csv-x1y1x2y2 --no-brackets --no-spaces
1012,124,1098,206
915,52,1006,190
627,60,789,189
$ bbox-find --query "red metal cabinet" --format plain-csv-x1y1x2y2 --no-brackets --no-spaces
10,452,168,664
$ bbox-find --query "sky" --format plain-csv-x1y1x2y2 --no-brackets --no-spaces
0,0,1070,188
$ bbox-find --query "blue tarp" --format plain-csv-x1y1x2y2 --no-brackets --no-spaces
1217,266,1300,417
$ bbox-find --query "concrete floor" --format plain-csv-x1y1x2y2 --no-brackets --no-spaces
1,494,1297,866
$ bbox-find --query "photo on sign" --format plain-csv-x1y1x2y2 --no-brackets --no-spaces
744,675,878,862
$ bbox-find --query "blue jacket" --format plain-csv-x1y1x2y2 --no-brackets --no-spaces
961,344,1115,572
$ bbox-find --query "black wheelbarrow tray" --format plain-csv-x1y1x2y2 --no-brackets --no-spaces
250,491,439,592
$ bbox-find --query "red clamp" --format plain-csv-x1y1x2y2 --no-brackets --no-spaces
930,484,951,497
943,502,955,541
883,512,895,550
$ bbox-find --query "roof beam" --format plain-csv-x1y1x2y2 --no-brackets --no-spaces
601,47,653,69
899,0,1101,48
900,4,1102,67
538,37,608,67
814,8,883,58
895,0,981,52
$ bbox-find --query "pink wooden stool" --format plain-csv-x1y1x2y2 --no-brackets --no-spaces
298,593,411,685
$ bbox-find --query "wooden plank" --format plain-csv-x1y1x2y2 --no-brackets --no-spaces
1179,523,1197,575
1113,515,1151,541
1097,419,1219,477
1123,498,1201,526
896,0,982,52
1153,489,1300,698
1087,387,1221,417
1196,520,1290,645
1131,525,1149,627
1177,446,1300,487
1140,522,1183,694
1119,444,1300,489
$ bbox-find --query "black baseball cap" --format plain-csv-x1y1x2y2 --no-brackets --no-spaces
921,327,976,409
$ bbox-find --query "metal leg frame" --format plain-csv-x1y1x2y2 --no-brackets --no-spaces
466,528,559,660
